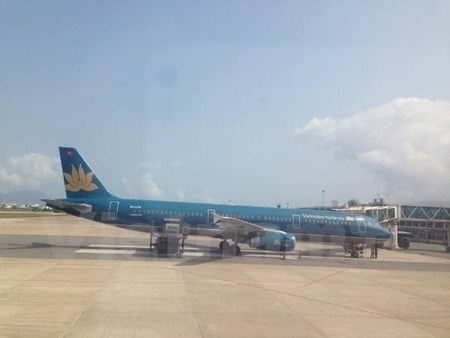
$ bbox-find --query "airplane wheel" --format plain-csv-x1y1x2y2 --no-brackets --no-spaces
351,251,359,258
220,241,230,252
235,245,241,256
227,245,241,256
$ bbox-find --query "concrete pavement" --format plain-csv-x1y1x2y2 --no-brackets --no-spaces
0,216,449,337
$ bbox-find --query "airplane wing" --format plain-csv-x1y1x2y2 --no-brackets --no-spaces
42,199,92,214
208,213,296,253
213,213,280,238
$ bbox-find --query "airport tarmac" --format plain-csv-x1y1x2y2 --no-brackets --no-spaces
0,215,449,337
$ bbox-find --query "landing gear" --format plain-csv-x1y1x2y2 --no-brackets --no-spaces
343,243,364,258
219,240,229,251
230,244,241,256
219,240,241,256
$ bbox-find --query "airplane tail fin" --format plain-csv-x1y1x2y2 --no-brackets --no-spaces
59,147,112,199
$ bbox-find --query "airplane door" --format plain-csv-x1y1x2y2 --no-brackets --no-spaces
358,219,366,233
108,201,119,220
292,214,301,228
207,209,216,224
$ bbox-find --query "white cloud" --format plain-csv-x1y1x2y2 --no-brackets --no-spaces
0,168,25,186
120,159,185,200
121,173,165,199
176,188,185,202
196,189,220,203
296,98,450,204
121,163,165,199
0,153,59,190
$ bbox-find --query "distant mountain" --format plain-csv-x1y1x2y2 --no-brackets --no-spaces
0,190,52,205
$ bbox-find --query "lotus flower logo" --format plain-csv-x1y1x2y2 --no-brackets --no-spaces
64,164,98,192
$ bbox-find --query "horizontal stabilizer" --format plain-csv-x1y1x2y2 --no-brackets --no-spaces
43,199,92,214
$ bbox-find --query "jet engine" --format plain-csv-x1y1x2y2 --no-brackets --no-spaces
249,232,296,252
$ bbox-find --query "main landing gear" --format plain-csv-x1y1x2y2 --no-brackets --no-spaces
219,240,241,256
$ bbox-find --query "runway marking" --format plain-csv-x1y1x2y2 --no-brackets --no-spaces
76,247,217,257
76,249,136,255
75,244,302,260
0,218,26,222
87,244,148,250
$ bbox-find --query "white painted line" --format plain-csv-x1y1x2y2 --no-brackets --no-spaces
244,254,279,258
185,251,206,257
183,248,203,252
88,244,148,250
0,218,26,222
87,244,203,251
76,246,300,259
77,249,136,255
243,253,298,260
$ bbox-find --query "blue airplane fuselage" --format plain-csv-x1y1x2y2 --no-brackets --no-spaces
63,196,391,244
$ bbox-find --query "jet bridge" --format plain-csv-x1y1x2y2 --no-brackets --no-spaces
398,205,450,251
345,204,450,251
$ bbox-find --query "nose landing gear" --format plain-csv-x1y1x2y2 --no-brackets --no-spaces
344,243,365,258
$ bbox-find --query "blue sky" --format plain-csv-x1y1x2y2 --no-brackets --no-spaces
1,1,449,206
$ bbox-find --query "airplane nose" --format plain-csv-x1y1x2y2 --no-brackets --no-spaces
379,228,391,240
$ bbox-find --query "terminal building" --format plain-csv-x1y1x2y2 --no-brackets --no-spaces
345,202,450,252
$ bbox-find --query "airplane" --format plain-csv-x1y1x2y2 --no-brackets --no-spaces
44,147,391,257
